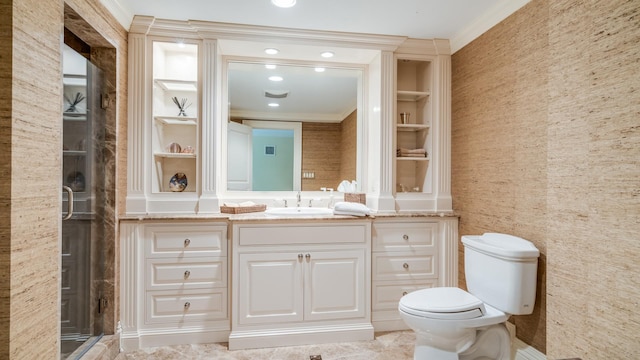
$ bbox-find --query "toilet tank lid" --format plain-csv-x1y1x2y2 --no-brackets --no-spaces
462,233,540,260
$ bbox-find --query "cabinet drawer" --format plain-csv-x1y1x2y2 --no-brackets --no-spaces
373,253,437,280
145,288,228,324
146,257,227,290
237,222,369,246
145,224,227,257
372,280,437,310
373,222,437,251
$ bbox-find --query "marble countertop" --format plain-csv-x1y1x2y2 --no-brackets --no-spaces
118,209,458,222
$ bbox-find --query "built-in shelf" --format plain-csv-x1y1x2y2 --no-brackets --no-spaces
397,90,430,102
153,116,198,126
397,156,430,161
64,150,87,156
154,152,197,159
63,113,87,121
397,124,430,132
154,79,197,92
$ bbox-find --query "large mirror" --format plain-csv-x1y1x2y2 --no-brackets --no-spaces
225,60,363,192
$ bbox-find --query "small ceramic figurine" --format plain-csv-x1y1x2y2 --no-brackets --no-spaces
169,173,188,192
181,145,195,154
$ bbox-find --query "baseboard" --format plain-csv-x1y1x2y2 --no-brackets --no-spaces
229,323,374,350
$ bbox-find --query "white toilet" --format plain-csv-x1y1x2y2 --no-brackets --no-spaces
398,233,540,360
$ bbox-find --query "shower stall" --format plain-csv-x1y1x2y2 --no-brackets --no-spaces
61,44,106,359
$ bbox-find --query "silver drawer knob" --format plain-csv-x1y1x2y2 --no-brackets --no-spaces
184,270,191,279
184,302,191,309
305,253,311,260
403,234,409,240
298,253,303,260
403,263,409,269
184,238,191,247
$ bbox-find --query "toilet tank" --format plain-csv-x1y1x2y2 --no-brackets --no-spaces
462,233,540,315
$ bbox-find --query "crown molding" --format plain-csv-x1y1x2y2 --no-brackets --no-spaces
100,0,134,31
450,0,531,54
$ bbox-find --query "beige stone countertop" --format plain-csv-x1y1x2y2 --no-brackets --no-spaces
118,210,458,222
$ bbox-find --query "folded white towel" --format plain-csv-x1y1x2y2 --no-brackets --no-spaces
223,201,256,207
333,201,370,217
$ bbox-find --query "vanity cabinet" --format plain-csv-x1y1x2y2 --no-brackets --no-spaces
119,221,229,350
230,221,373,350
371,217,457,331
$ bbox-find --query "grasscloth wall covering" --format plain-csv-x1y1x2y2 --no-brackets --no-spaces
1,0,63,357
452,0,640,358
0,0,126,358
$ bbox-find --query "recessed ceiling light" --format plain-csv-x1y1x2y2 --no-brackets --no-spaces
320,51,334,58
271,0,296,8
314,67,325,72
265,64,277,69
264,48,279,55
268,103,280,107
268,75,283,82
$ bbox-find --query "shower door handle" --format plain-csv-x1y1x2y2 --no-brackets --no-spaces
62,186,74,220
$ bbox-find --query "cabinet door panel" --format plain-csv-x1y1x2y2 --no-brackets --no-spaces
304,250,366,321
238,252,303,325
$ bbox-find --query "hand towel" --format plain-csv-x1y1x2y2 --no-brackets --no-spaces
333,201,371,217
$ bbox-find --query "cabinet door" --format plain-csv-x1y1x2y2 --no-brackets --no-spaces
304,250,366,321
237,252,303,325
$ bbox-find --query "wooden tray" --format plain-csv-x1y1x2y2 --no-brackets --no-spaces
220,204,267,214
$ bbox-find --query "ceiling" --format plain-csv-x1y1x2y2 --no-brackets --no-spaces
101,0,530,121
103,0,530,53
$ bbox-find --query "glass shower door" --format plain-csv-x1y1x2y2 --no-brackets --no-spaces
61,45,106,359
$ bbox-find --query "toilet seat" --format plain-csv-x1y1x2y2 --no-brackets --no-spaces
399,287,486,320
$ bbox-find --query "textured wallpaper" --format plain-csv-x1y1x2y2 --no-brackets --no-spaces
452,0,640,357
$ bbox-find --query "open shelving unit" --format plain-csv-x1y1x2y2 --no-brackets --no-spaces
151,41,199,194
395,58,433,195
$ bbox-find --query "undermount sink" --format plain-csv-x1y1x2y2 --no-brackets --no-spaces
265,207,334,217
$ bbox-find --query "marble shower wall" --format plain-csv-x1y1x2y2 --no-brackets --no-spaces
0,0,126,358
452,0,640,358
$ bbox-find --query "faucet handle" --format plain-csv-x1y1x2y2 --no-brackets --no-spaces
308,198,321,207
274,198,288,207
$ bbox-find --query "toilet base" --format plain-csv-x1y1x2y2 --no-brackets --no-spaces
411,323,510,360
459,323,510,360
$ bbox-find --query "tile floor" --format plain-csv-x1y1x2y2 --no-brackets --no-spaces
115,331,416,360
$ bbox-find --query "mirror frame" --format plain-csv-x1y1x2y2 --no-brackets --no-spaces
221,56,366,200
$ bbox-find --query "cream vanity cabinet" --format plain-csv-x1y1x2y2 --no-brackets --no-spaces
119,221,230,350
371,217,458,331
229,220,373,350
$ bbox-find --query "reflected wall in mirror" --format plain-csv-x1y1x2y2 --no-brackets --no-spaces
226,61,361,192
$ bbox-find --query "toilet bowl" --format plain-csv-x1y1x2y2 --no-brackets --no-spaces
399,287,510,359
398,233,540,360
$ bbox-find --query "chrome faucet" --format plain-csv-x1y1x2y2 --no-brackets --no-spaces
296,191,301,208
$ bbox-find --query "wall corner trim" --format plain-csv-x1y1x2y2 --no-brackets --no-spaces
449,0,531,54
100,0,135,31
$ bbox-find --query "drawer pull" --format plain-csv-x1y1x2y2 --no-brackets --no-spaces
298,253,303,260
403,263,409,269
305,253,311,260
184,238,191,247
184,270,191,279
403,234,409,241
184,302,191,310
402,291,408,296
